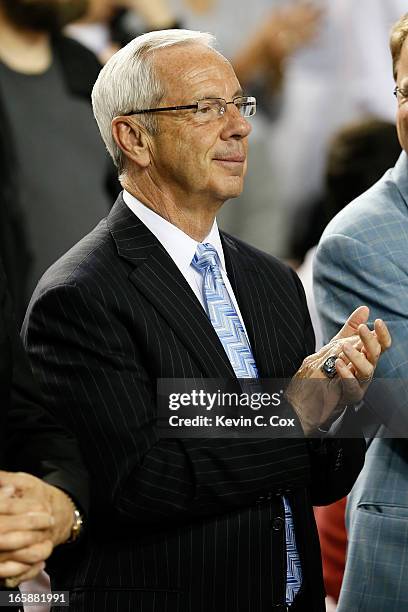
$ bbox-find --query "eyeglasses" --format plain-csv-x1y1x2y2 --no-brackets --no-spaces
123,96,256,123
394,86,408,102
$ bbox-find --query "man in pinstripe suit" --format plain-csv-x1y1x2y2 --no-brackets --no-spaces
22,30,389,611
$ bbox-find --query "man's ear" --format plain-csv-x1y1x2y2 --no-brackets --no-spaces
111,117,151,168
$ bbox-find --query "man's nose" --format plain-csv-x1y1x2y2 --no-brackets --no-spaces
221,105,252,139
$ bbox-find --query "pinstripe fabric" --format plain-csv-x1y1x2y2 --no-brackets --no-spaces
22,193,365,612
314,151,408,611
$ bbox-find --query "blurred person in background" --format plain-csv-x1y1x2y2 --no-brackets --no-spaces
167,0,320,93
66,0,179,64
0,0,118,323
268,0,406,257
314,12,408,611
296,118,401,349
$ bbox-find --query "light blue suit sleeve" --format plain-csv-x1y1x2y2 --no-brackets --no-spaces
314,230,408,433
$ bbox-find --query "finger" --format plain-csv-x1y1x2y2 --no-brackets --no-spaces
0,559,32,578
359,324,381,366
336,358,359,379
336,359,364,402
334,306,370,340
0,471,34,488
3,562,46,588
317,334,361,371
374,319,392,351
0,472,42,499
0,540,53,565
337,351,349,366
0,512,54,534
342,342,373,381
0,498,48,515
338,336,364,365
352,333,378,360
0,529,49,552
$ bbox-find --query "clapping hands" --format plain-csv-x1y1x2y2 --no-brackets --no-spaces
286,306,392,435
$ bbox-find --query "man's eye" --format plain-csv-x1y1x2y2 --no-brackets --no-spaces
198,104,217,114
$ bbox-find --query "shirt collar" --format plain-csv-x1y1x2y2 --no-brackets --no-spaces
123,190,226,275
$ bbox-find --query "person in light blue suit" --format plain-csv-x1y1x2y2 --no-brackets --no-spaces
314,12,408,612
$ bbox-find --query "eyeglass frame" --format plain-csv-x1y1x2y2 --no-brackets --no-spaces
121,95,257,118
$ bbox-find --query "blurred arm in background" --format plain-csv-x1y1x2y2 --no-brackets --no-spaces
66,0,179,63
232,2,322,94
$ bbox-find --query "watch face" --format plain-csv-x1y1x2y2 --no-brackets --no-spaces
321,356,338,379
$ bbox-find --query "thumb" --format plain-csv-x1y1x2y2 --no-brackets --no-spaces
334,305,370,340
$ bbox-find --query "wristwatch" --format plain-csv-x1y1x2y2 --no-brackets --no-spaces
66,503,84,544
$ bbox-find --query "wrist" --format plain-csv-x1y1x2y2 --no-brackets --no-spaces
65,502,84,544
47,486,83,546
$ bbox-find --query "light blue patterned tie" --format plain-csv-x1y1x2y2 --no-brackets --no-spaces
192,243,258,378
283,497,303,604
192,243,302,605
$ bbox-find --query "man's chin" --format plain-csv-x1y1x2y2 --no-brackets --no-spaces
223,176,245,199
207,174,245,204
216,187,244,203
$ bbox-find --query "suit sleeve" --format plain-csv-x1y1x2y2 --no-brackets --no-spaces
314,231,408,434
291,267,365,506
2,276,90,514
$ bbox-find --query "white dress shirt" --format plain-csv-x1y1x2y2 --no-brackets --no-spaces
123,190,251,338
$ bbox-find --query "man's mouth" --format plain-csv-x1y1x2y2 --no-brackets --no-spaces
213,155,246,163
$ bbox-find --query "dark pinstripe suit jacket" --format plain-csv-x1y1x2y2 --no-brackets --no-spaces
22,194,365,612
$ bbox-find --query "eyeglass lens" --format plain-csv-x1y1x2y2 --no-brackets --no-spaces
196,97,256,121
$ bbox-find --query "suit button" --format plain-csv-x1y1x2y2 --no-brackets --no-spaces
256,495,266,504
271,517,284,531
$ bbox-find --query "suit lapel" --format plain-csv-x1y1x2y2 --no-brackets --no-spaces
108,196,235,378
222,233,305,377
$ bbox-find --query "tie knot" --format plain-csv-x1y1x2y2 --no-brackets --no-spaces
192,243,219,272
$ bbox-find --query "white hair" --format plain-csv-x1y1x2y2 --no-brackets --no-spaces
92,29,216,172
